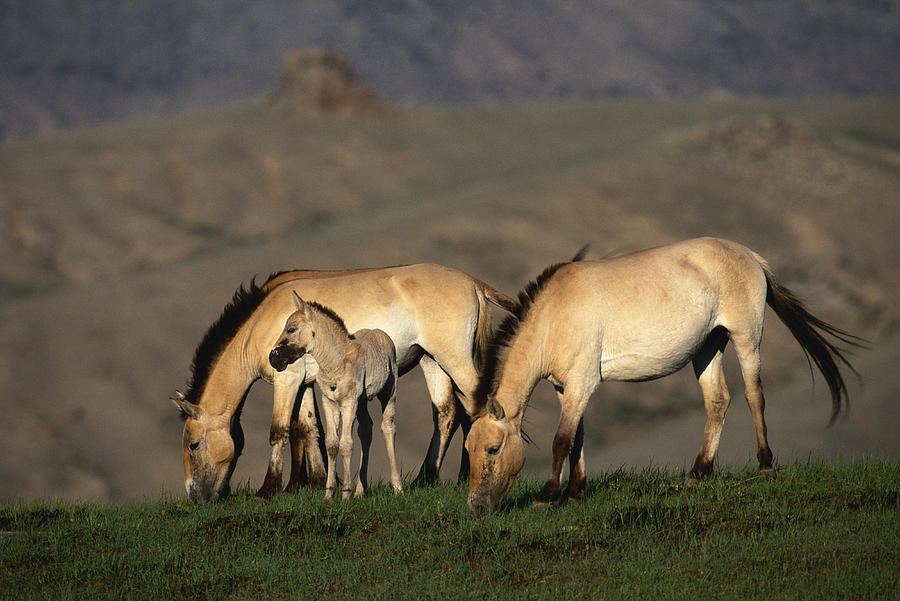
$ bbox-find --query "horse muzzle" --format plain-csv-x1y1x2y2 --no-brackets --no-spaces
268,345,302,372
467,491,499,514
186,475,229,503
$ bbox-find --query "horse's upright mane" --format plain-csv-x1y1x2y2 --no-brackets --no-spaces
473,246,588,417
184,272,284,406
306,301,353,339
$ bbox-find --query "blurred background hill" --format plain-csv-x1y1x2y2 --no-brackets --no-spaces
1,1,898,502
2,1,899,141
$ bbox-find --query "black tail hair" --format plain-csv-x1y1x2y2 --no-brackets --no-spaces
762,267,865,424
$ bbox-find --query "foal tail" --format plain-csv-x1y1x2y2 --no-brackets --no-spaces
755,256,864,424
474,281,517,371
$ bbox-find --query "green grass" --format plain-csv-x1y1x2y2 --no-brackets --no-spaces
2,460,897,600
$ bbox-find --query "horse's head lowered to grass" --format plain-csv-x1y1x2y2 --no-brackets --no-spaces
170,280,267,502
465,238,861,513
171,390,244,502
172,267,517,502
465,396,526,513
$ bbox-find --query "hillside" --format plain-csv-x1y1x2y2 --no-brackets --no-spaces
2,1,899,141
1,95,899,501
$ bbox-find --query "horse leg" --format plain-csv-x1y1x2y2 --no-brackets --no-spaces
425,352,482,482
454,398,472,483
257,377,302,498
321,398,340,502
286,387,306,491
413,356,457,485
287,385,319,491
297,386,327,487
339,396,357,501
689,329,731,480
733,335,774,472
549,383,587,501
535,384,593,507
354,399,374,498
378,383,403,495
563,417,587,501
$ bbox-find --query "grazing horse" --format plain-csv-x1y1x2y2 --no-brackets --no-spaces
171,264,515,502
465,237,861,512
269,292,401,500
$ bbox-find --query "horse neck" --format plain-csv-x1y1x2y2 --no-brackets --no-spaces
494,328,544,429
198,332,258,420
307,311,355,378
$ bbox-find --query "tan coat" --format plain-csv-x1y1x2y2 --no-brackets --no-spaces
173,264,514,502
466,237,859,512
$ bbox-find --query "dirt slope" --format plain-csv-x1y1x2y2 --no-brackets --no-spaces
1,97,898,501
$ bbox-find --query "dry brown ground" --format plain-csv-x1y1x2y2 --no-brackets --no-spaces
1,97,898,501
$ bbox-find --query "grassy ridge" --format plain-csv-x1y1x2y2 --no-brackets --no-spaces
2,460,897,600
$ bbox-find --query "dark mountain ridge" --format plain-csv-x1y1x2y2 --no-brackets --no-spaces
2,0,898,141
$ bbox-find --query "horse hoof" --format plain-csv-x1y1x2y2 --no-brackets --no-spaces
255,485,278,499
411,473,438,488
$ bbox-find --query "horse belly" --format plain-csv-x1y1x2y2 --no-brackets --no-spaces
598,316,713,382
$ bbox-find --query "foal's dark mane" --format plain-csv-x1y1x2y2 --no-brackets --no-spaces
473,246,588,417
306,301,353,339
184,272,286,407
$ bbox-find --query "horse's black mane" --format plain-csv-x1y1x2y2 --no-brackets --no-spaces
473,246,588,417
183,272,287,406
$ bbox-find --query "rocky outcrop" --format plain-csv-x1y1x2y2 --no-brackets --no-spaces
271,49,386,116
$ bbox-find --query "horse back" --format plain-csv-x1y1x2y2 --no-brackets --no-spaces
539,237,767,381
257,263,486,367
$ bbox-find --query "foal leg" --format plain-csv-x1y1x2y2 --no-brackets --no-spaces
339,396,357,501
414,356,457,485
321,398,341,502
379,384,403,494
354,399,374,498
535,384,594,507
689,330,731,480
733,335,773,472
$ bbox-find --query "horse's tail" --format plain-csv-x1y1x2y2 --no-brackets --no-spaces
753,252,864,424
473,280,517,371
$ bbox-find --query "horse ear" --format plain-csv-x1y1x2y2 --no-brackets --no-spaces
572,244,589,262
173,396,201,420
487,395,506,421
291,290,305,311
170,390,185,411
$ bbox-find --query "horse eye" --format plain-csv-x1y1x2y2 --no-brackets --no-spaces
487,444,502,455
189,441,201,452
286,327,297,334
